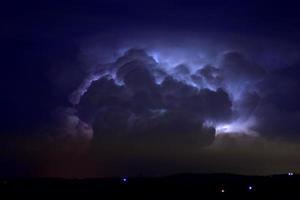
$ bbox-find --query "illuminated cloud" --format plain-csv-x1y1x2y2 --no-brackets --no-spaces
73,49,235,147
70,46,269,139
52,107,93,140
56,46,275,148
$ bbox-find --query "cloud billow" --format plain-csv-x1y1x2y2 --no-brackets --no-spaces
58,43,300,145
73,49,234,147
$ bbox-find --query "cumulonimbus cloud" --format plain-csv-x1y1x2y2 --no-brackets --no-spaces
53,34,300,146
73,49,235,147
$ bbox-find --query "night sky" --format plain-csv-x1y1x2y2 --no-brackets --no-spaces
2,0,300,178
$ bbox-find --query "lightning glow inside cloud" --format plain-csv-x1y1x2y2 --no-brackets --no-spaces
65,44,265,141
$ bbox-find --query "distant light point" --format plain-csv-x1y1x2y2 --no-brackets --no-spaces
122,177,128,183
221,189,225,193
288,172,294,176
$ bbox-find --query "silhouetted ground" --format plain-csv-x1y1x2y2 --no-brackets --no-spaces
0,173,299,198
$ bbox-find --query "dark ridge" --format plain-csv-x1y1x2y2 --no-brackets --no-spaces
0,173,299,198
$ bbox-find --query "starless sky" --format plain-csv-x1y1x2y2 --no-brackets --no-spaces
1,0,300,178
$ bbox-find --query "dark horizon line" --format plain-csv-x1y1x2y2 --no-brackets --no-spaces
0,172,296,180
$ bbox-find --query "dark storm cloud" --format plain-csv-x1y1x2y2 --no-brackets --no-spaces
197,65,222,87
67,38,298,141
234,91,260,121
74,49,234,148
